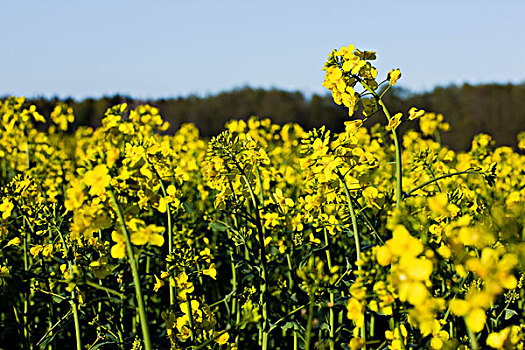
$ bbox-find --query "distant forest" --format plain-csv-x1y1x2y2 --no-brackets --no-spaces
14,83,525,151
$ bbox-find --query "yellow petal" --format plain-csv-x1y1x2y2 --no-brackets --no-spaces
214,331,230,345
376,246,392,266
449,299,470,316
465,308,486,333
111,243,126,259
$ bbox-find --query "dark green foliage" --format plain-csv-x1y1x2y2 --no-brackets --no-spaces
7,83,525,150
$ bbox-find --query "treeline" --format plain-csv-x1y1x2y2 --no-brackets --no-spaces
15,83,525,150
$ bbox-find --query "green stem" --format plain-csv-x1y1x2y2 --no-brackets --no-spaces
286,253,294,291
335,169,361,266
230,216,241,345
349,196,384,244
494,299,512,323
465,319,480,350
47,301,54,350
97,230,103,319
304,295,315,350
54,227,82,350
254,164,264,206
109,189,152,350
392,128,403,208
190,325,231,350
186,293,196,342
71,306,81,350
21,215,37,349
379,84,391,99
370,313,375,338
230,249,237,315
426,166,442,193
442,274,470,323
360,79,403,207
85,281,126,299
396,324,407,350
22,230,30,348
405,170,482,196
118,295,125,350
268,302,310,333
323,229,335,350
151,164,175,306
234,157,269,350
336,168,366,345
35,310,72,348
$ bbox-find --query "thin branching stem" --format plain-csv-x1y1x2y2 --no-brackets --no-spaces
359,79,403,208
405,170,482,196
150,163,176,306
109,189,152,350
54,226,82,350
335,169,361,265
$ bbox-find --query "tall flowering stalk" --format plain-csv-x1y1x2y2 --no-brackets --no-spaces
109,189,152,350
322,45,404,207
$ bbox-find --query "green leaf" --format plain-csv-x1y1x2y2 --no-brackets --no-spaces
505,309,518,320
210,221,228,232
52,295,63,303
88,341,117,350
320,323,331,331
39,330,60,350
281,321,295,332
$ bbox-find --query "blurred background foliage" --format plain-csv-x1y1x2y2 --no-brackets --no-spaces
7,82,525,151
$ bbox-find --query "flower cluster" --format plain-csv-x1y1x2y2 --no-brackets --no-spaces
0,45,524,350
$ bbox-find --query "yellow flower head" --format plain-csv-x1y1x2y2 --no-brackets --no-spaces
153,275,165,292
83,164,111,196
386,113,402,131
386,225,424,258
110,231,127,259
128,218,165,247
214,331,230,345
0,199,14,220
388,69,402,86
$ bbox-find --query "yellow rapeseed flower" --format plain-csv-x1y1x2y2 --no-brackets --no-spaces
464,307,486,333
375,245,392,266
214,331,230,345
176,272,194,301
386,225,424,258
110,231,127,259
6,237,20,247
202,263,217,280
408,107,425,121
386,113,402,131
346,297,364,327
64,180,85,210
83,164,111,196
388,69,402,86
128,218,165,247
0,199,14,220
153,275,165,292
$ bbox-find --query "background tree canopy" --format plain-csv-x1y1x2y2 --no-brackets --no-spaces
11,82,525,150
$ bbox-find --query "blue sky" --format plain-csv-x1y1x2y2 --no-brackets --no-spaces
2,0,524,99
